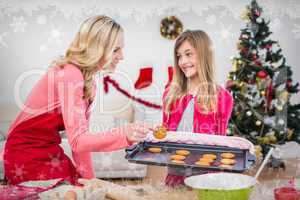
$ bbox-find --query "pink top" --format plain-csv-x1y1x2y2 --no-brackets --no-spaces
6,64,132,179
162,86,233,135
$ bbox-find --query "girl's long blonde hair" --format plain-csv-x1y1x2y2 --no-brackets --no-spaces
165,30,218,114
52,15,123,101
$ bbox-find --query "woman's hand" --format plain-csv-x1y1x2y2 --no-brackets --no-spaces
125,121,153,143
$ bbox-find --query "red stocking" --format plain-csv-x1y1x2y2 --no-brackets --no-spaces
166,66,173,88
134,67,153,89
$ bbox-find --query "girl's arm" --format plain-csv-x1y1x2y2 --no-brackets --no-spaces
218,89,234,135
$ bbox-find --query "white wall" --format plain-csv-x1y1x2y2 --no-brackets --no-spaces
0,0,299,132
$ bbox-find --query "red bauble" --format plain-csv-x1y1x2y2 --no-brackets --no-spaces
255,60,262,66
226,80,234,89
252,53,257,60
255,10,261,17
265,44,272,50
257,70,268,78
287,80,292,88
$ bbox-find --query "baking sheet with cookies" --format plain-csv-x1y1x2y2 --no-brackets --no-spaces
125,142,256,173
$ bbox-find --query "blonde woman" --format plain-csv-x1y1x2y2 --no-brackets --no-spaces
4,15,152,185
162,30,233,187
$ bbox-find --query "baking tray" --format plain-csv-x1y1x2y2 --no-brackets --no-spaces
125,141,256,173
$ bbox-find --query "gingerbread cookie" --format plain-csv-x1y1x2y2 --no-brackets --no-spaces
170,154,186,160
220,158,236,165
153,125,167,139
175,150,190,156
221,152,235,159
199,157,214,163
219,164,233,169
148,147,162,153
202,154,217,160
171,160,185,164
195,161,211,166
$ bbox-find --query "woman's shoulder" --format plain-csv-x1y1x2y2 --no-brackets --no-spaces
53,63,83,81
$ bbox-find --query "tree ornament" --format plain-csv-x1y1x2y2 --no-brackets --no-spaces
254,145,263,157
255,120,262,126
279,91,289,102
160,16,183,40
246,111,252,116
238,60,243,65
257,70,268,78
278,119,285,125
261,91,266,96
287,129,294,140
276,105,283,111
241,7,251,22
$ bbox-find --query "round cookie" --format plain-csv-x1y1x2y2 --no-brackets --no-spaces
153,125,167,139
148,147,162,153
176,150,190,156
199,157,214,163
171,160,185,164
170,154,186,160
202,154,217,160
221,152,235,159
219,164,233,169
220,158,236,165
195,161,210,166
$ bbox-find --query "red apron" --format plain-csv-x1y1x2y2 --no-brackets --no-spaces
3,108,81,185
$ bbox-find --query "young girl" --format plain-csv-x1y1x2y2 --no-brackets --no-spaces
162,30,233,187
4,15,152,185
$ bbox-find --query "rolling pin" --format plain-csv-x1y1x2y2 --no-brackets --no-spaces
78,178,145,200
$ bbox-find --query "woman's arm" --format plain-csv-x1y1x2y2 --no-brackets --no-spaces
56,65,134,154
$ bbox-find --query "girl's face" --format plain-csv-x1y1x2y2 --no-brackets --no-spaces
176,40,198,79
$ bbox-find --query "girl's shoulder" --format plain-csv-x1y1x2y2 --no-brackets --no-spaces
217,86,233,101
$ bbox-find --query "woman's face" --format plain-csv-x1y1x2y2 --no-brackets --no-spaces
100,33,124,72
176,40,198,79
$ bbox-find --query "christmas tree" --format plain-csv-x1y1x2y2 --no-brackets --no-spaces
226,0,300,158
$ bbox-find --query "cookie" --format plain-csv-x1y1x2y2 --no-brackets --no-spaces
221,152,235,159
202,154,217,160
199,157,214,163
148,147,162,153
170,154,186,160
220,158,236,165
175,150,190,156
219,164,233,169
153,125,167,139
171,160,185,164
195,161,211,166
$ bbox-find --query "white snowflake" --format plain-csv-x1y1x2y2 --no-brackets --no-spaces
216,23,234,44
10,164,27,181
9,16,27,32
292,23,300,39
0,32,8,47
205,15,217,25
39,26,64,52
47,153,63,172
36,15,48,25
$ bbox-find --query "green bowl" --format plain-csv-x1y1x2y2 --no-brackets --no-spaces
184,173,256,200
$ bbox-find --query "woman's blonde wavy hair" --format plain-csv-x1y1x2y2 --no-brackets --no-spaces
165,30,218,114
52,15,123,101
